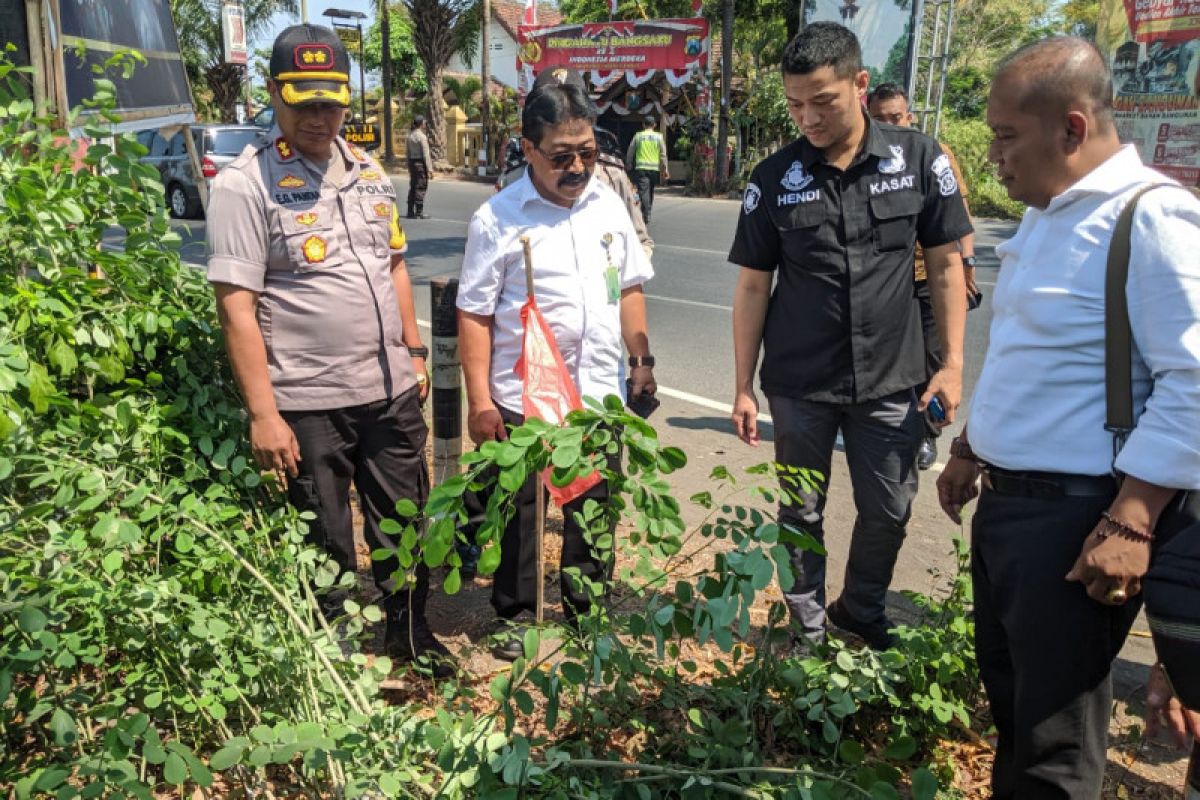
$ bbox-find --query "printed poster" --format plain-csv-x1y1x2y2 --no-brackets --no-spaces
1098,0,1200,186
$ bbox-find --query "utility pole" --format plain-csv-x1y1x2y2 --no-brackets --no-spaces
381,0,395,164
300,0,308,22
481,0,491,170
714,0,733,191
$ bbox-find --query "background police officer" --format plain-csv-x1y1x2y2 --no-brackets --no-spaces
626,115,669,224
406,115,433,219
205,24,451,676
729,22,971,651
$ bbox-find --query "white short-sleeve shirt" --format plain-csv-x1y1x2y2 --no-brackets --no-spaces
457,172,654,414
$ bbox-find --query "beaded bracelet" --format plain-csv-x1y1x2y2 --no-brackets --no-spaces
1097,510,1155,543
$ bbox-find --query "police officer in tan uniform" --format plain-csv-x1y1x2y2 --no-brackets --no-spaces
205,24,451,677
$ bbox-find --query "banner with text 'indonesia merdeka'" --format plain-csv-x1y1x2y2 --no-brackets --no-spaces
1098,0,1200,186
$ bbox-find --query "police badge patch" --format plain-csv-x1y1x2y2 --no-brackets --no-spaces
743,182,762,214
878,144,906,175
781,161,813,192
931,153,958,197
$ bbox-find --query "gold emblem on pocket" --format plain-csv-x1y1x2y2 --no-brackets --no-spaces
302,235,327,264
294,212,318,226
361,169,381,181
277,174,305,188
373,202,390,218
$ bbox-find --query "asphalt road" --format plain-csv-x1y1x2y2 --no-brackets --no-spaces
170,174,1016,448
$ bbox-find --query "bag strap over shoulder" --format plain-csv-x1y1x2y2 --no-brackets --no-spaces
1105,183,1200,471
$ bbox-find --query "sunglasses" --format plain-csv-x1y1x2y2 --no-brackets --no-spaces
535,145,599,171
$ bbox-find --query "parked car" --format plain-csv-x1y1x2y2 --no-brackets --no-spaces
135,124,267,219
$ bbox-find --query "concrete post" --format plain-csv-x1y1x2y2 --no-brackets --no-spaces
430,278,462,485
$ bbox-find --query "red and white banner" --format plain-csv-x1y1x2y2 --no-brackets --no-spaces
522,0,537,26
517,18,709,78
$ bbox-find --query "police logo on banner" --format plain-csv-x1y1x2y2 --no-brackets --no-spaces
743,182,762,214
878,144,906,175
931,153,958,197
781,161,813,192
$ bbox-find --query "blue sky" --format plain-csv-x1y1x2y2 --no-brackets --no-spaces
257,2,377,49
255,2,381,88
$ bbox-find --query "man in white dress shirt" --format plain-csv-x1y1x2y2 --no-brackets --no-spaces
457,81,656,660
937,37,1200,798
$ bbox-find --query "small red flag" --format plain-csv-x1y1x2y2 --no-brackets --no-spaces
514,297,602,506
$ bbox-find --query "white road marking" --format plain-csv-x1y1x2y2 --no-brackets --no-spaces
655,242,729,257
644,294,732,312
416,317,771,425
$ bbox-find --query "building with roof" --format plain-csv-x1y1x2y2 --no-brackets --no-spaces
445,0,563,89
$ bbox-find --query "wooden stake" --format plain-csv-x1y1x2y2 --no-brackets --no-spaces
518,236,545,625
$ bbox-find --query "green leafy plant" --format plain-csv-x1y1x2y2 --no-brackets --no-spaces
1,50,985,798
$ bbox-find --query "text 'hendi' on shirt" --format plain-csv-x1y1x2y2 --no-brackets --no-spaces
728,116,973,404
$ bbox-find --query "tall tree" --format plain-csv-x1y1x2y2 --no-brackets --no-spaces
171,0,298,123
363,2,427,98
403,0,480,161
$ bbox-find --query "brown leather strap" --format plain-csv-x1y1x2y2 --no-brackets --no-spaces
1105,184,1200,465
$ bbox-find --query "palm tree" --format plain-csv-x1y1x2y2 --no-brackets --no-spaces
171,0,299,122
442,75,482,119
403,0,480,161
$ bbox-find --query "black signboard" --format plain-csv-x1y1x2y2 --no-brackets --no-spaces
1,1,31,68
57,0,194,127
343,122,380,150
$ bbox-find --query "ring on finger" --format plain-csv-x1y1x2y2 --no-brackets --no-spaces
1105,586,1128,604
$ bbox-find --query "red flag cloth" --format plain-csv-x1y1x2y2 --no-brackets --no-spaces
514,296,603,506
523,0,537,25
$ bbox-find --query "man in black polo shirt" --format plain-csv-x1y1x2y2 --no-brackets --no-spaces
729,22,971,650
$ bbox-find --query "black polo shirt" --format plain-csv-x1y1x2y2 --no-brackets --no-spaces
728,115,972,404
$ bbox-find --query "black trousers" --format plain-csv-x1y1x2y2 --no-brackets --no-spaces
465,404,618,620
406,160,428,212
767,390,922,638
282,387,430,611
632,169,659,223
972,486,1139,799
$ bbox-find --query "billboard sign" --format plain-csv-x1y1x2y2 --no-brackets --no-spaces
1098,0,1200,185
222,3,248,65
805,0,913,87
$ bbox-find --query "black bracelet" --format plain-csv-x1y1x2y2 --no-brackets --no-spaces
628,355,655,368
407,346,429,359
1097,510,1154,543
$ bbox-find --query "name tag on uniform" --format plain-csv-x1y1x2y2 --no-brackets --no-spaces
602,233,620,304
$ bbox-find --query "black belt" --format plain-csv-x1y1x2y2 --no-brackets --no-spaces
982,466,1119,499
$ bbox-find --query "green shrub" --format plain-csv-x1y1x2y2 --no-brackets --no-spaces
939,115,1026,221
1,52,986,798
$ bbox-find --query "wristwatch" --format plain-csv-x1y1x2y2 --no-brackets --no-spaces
962,255,977,269
628,355,656,368
949,436,980,463
407,346,429,359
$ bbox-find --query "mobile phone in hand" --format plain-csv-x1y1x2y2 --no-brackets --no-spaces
626,379,661,419
927,396,947,425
